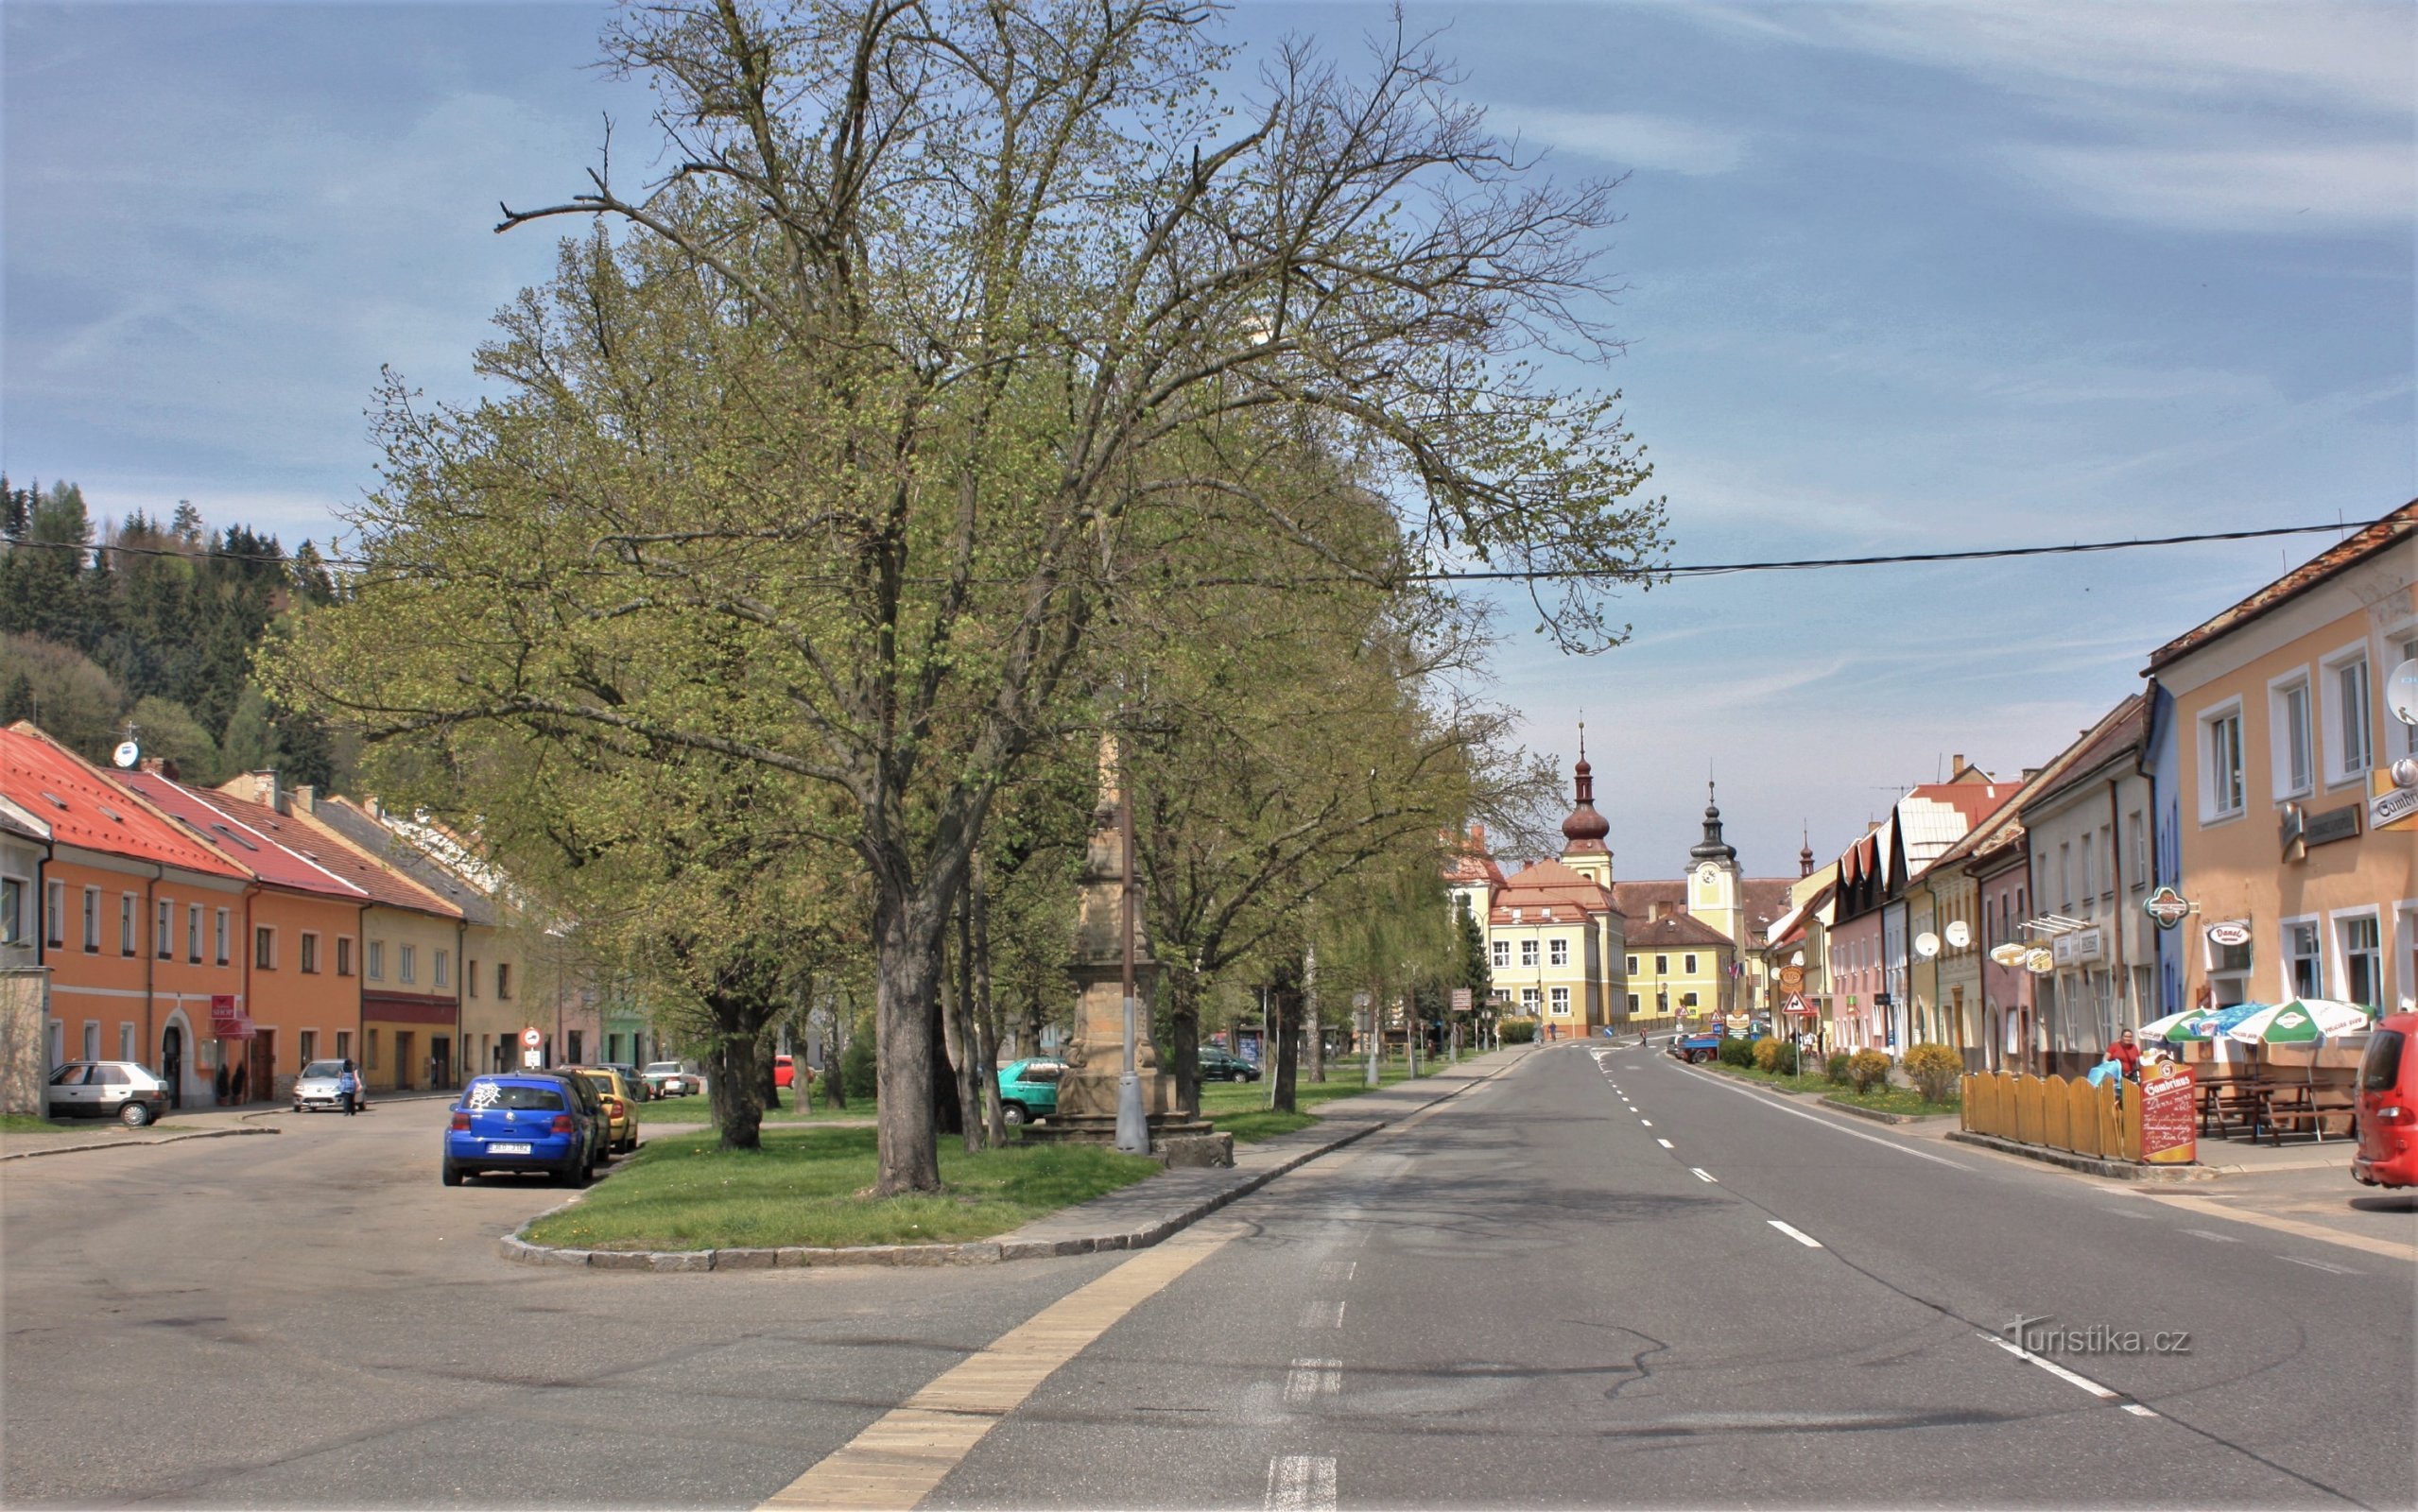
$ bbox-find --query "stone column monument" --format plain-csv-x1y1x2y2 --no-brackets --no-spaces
1036,735,1230,1165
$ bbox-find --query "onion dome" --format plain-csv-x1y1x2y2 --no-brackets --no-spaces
1561,727,1611,851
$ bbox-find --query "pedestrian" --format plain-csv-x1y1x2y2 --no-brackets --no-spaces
338,1060,360,1116
2106,1029,2142,1081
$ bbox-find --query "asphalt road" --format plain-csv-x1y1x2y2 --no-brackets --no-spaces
4,1045,2410,1509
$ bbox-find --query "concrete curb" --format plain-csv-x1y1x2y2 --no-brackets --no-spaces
1819,1096,1959,1126
0,1125,280,1162
1946,1130,2219,1182
496,1049,1531,1273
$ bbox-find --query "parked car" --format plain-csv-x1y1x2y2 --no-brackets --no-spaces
567,1066,642,1154
291,1058,369,1114
604,1062,652,1102
643,1060,704,1097
45,1061,170,1125
442,1073,604,1186
994,1058,1065,1125
2353,1010,2416,1190
1198,1048,1261,1083
773,1053,816,1090
1669,1028,1724,1064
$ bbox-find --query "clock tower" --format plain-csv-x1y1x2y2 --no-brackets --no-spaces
1689,782,1741,943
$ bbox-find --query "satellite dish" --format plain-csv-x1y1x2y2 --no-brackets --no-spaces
1943,920,1972,950
112,741,141,769
2387,658,2418,726
1914,931,1941,959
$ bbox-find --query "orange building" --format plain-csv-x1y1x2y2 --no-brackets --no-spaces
2,724,249,1110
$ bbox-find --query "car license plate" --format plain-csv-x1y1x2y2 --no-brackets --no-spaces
488,1142,532,1156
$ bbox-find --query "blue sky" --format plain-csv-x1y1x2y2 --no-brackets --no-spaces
6,1,2412,879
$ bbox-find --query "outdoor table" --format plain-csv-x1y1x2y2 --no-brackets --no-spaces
2195,1071,2263,1138
2249,1080,2358,1145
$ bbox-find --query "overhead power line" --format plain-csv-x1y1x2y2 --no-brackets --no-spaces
0,518,2368,581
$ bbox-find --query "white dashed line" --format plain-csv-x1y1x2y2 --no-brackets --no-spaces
2183,1228,2240,1243
1691,1167,1718,1183
2282,1256,2361,1275
1296,1297,1346,1329
1656,1138,1673,1149
1981,1334,2156,1417
1267,1455,1339,1511
1283,1359,1342,1404
1678,1062,1969,1168
1768,1220,1822,1248
1318,1261,1357,1282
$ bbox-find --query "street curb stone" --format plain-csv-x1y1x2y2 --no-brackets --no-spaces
1947,1130,2219,1182
494,1048,1529,1274
1820,1096,1958,1126
0,1125,280,1162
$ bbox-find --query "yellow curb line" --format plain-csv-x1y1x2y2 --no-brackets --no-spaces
2127,1190,2417,1264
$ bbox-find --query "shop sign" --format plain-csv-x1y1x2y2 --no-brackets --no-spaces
2140,1062,2197,1165
2143,886,2193,929
1449,988,1472,1013
2374,780,2418,832
208,994,253,1040
2051,927,2103,966
1777,965,1805,994
2206,919,2253,949
2303,802,2361,848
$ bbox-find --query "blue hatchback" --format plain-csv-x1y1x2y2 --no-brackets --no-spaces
442,1074,598,1187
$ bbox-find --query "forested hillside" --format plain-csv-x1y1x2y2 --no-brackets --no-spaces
0,475,344,787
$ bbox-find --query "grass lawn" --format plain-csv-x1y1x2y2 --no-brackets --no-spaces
1196,1057,1445,1143
633,1093,867,1125
0,1113,69,1133
520,1125,1159,1251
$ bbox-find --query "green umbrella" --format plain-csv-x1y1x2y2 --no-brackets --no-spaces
2222,998,2377,1045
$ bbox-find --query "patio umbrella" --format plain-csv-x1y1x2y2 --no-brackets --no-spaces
2222,998,2377,1045
2138,1008,2209,1041
2162,1004,2263,1042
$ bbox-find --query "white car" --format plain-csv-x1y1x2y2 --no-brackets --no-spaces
46,1061,172,1125
291,1059,368,1113
643,1061,705,1097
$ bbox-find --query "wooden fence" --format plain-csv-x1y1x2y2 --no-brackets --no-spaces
1960,1072,2140,1162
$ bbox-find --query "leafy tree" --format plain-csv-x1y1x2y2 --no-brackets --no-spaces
0,634,126,756
128,696,223,782
269,0,1660,1195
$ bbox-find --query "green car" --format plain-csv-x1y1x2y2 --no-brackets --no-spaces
994,1058,1066,1125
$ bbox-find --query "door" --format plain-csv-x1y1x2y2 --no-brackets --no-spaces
162,1027,184,1110
249,1031,275,1105
394,1031,416,1091
47,1063,93,1118
431,1037,452,1090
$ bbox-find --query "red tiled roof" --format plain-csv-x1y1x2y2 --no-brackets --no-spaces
112,772,371,900
1492,858,1618,921
1630,913,1735,950
272,804,463,919
2147,502,2416,672
1,725,245,879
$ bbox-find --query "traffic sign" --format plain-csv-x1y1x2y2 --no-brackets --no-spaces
1449,988,1472,1012
520,1026,543,1050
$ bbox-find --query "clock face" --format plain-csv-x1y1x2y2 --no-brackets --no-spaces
1698,864,1718,885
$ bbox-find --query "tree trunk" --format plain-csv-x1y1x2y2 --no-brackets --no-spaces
930,983,965,1139
872,895,944,1194
1304,944,1324,1084
973,857,1007,1146
1167,969,1201,1119
1269,960,1302,1114
948,892,982,1151
704,1002,771,1152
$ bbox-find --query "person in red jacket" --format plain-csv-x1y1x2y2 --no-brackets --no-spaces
2106,1029,2142,1080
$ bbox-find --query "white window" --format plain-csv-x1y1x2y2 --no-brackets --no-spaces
0,876,22,945
434,950,451,988
119,1022,134,1061
2328,652,2372,782
1684,954,1699,974
367,940,385,980
186,904,201,963
254,927,276,970
2271,676,2313,798
2396,633,2418,761
45,879,63,948
1548,937,1569,968
1519,987,1540,1011
1519,939,1538,968
82,1022,99,1061
2079,833,2094,904
1655,954,1668,974
2202,705,2245,820
2339,914,2382,1009
496,963,511,1000
82,886,99,951
1627,993,1640,1012
1626,955,1637,973
2098,825,2115,900
298,1029,318,1064
156,899,172,958
398,944,416,984
301,933,320,973
1549,986,1571,1015
2127,813,2148,892
216,909,231,965
1491,939,1510,970
119,893,136,954
2206,930,2253,1007
2283,919,2323,999
2058,843,2073,910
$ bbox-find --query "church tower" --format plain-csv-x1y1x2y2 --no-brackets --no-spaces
1688,781,1742,942
1559,726,1613,887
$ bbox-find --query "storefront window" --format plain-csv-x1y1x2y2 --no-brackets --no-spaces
2340,916,2381,1009
2285,920,2323,999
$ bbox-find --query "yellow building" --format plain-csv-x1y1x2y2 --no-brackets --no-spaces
1614,789,1798,1032
1448,745,1628,1037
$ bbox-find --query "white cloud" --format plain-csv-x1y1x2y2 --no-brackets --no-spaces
1489,107,1748,176
2002,140,2414,233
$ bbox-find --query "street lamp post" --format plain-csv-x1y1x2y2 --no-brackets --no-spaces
1114,751,1148,1156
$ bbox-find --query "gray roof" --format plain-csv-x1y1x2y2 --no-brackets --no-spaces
307,799,501,927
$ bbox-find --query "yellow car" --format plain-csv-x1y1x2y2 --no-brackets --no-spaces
569,1066,641,1154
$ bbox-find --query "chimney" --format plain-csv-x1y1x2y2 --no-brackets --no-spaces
250,769,279,811
291,784,316,815
2022,767,2042,782
140,755,181,781
1950,753,1964,776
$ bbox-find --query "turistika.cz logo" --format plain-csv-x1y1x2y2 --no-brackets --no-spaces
2006,1314,2191,1356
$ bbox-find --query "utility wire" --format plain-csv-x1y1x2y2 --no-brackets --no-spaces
0,518,2372,581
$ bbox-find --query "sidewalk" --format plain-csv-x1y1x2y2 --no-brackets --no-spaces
0,1102,284,1162
499,1044,1534,1271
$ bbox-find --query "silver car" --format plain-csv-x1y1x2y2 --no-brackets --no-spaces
46,1061,171,1125
291,1059,368,1113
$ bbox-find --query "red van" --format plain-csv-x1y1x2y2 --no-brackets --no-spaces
2352,1011,2416,1190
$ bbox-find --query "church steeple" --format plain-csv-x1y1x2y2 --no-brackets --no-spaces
1690,780,1737,865
1800,825,1815,878
1559,724,1612,884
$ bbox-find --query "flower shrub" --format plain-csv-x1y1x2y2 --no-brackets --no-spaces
1846,1049,1893,1094
1902,1042,1963,1103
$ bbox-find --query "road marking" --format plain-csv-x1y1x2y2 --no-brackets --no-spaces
2130,1192,2416,1264
1981,1333,2153,1416
1299,1297,1345,1329
1267,1455,1338,1511
1676,1063,1968,1169
1656,1138,1673,1149
1639,1120,1653,1127
1691,1167,1718,1183
759,1224,1241,1508
2183,1228,2240,1243
2281,1255,2361,1275
2102,1209,2152,1220
1768,1220,1822,1248
1284,1359,1342,1404
1318,1261,1356,1282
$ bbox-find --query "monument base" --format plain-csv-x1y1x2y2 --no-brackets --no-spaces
1024,1112,1234,1168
